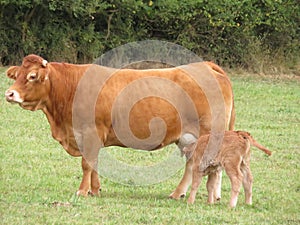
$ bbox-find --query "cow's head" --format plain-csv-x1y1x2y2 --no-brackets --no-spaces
5,54,50,111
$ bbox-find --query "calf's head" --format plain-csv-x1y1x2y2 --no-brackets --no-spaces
5,54,50,111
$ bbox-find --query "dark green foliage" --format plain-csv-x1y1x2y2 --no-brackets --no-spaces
0,0,299,73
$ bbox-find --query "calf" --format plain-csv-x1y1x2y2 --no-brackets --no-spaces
184,131,272,207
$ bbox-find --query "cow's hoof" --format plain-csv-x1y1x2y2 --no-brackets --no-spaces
169,192,186,200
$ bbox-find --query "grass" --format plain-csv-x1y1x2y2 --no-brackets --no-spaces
0,67,299,224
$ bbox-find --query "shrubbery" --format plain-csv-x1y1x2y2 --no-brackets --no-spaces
0,0,299,73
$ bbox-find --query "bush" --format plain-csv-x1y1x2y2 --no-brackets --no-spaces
0,0,299,73
0,0,107,64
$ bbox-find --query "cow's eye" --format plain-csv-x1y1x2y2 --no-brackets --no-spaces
27,73,37,81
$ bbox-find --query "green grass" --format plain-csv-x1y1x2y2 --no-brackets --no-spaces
0,67,299,224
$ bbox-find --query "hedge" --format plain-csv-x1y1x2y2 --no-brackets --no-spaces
0,0,299,73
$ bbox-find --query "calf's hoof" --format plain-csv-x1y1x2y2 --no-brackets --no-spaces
207,200,214,205
187,198,195,204
76,189,89,197
88,189,100,197
229,204,237,209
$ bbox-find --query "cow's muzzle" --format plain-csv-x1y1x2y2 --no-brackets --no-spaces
5,89,23,103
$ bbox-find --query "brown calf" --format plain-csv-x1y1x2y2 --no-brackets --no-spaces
183,131,272,207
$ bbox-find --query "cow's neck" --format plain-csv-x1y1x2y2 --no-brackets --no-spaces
42,63,89,156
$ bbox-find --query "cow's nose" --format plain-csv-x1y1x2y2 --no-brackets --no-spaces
5,90,16,101
5,89,23,103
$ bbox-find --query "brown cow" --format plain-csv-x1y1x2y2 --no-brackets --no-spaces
5,54,235,197
183,131,272,207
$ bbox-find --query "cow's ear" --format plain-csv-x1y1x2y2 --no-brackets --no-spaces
37,67,49,82
35,58,49,82
6,66,19,80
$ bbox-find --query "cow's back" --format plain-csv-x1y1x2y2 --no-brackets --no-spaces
94,63,233,149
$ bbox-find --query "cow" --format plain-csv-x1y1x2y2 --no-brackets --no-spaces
5,54,235,198
183,131,272,207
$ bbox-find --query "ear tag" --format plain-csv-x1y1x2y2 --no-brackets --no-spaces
42,60,48,67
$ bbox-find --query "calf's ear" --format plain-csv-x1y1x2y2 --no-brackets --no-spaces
6,66,19,80
182,143,196,160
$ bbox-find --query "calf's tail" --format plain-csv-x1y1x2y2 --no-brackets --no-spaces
250,138,272,156
237,131,272,156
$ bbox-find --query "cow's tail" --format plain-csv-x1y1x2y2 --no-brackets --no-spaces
228,101,235,131
238,131,272,156
205,61,235,131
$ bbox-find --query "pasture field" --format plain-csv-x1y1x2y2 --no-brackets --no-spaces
0,67,299,225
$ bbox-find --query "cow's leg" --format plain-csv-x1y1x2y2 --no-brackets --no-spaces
206,172,218,204
90,169,101,196
169,159,193,199
77,156,100,197
77,129,101,197
170,133,197,199
187,167,203,204
77,157,93,196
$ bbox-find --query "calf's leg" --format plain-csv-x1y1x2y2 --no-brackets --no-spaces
206,172,218,204
241,164,253,205
214,170,222,201
188,167,203,204
225,165,243,208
